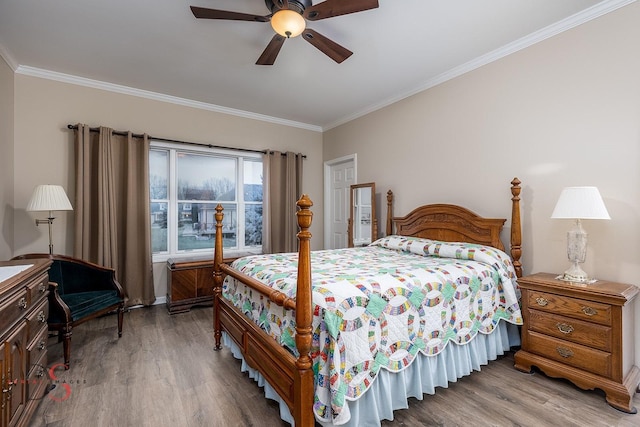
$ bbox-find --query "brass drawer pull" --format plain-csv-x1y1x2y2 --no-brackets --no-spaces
557,323,574,334
38,340,46,351
17,297,27,309
1,376,10,410
556,347,574,358
36,368,45,378
39,283,47,293
582,306,598,316
2,371,12,411
2,380,13,399
535,297,549,307
37,311,46,323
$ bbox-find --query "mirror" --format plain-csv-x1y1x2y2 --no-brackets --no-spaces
348,182,377,247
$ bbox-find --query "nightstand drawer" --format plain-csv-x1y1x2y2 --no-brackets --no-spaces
527,330,611,377
528,309,611,352
528,290,611,326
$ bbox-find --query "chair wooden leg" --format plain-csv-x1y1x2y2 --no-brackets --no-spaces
62,326,72,370
117,304,124,338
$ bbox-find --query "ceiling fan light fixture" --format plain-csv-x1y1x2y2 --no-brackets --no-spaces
271,9,306,38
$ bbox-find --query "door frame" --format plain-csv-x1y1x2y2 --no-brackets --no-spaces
323,154,357,249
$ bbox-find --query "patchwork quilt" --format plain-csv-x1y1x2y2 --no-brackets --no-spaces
222,235,523,424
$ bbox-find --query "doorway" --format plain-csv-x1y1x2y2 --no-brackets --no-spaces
323,154,356,249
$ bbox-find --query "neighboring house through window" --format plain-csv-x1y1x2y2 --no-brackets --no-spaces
149,141,263,261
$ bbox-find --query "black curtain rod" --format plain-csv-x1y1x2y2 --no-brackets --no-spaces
66,124,306,158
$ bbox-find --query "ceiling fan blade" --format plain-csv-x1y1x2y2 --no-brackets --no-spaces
302,29,353,63
190,6,270,22
304,0,379,21
256,34,286,65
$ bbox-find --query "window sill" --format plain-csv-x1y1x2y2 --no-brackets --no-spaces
152,249,262,265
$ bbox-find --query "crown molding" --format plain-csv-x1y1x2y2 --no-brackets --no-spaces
0,41,18,71
324,0,636,130
6,0,634,132
14,65,322,133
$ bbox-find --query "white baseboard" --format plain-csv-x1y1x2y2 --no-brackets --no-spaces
128,296,166,310
153,296,167,306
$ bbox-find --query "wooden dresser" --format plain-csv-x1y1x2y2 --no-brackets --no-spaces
166,255,244,314
1,258,51,427
514,272,640,413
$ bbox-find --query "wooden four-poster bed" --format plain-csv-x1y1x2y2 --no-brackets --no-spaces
211,178,523,426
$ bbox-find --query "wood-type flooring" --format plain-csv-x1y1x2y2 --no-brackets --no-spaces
29,305,640,427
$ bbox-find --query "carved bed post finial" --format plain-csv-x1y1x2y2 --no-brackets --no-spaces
294,194,314,426
386,190,394,237
510,178,523,278
213,204,224,350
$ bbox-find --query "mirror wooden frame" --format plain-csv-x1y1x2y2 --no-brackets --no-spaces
348,182,377,247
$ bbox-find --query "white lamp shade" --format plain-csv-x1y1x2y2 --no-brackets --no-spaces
26,185,73,212
551,186,610,220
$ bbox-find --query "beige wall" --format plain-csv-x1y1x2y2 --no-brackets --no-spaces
0,57,14,260
324,3,640,362
11,75,323,298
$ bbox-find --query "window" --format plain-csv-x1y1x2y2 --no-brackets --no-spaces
150,142,263,260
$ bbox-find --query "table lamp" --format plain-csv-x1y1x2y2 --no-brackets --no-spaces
551,186,610,283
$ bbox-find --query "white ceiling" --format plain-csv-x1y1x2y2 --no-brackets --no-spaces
0,0,627,131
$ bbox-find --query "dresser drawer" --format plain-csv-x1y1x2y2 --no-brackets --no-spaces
528,309,611,352
28,339,47,377
26,298,48,343
27,324,48,369
26,349,48,401
26,273,49,306
527,290,612,326
526,330,611,377
0,287,29,332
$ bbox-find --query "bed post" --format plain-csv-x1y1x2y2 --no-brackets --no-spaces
510,178,523,278
386,190,394,236
212,204,224,350
294,195,315,427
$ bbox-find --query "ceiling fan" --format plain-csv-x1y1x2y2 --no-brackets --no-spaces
190,0,379,65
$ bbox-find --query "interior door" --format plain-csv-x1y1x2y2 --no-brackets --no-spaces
324,155,356,249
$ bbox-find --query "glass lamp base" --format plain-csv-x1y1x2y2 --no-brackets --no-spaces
559,262,590,283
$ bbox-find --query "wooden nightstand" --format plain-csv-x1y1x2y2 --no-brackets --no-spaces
514,272,640,413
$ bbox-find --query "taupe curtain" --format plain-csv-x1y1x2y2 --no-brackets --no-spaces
73,124,154,306
262,151,303,254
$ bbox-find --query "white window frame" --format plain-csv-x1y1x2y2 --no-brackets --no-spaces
150,140,263,263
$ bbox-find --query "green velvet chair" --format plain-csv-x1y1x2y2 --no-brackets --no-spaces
12,253,126,369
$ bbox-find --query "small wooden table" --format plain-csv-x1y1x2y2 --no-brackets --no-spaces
514,272,640,413
166,254,247,314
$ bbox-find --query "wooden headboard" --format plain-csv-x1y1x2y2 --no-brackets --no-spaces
390,203,506,251
385,178,522,277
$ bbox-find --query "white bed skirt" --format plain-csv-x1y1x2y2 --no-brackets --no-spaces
222,321,521,426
